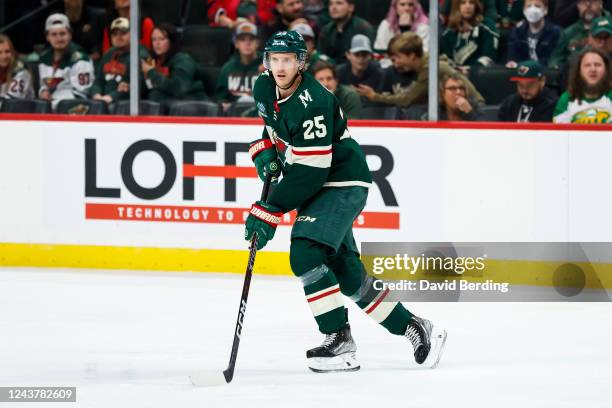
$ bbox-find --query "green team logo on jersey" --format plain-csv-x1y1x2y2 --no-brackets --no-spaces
571,108,611,124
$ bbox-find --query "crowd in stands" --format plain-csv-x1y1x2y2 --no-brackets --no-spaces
0,0,611,123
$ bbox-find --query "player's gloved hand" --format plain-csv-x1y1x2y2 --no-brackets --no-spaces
249,138,281,184
245,201,283,250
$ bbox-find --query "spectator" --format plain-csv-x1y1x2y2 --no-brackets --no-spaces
548,0,607,69
208,0,276,29
38,13,95,109
142,23,208,103
336,34,383,89
90,18,149,105
354,32,484,107
550,0,612,27
318,0,375,63
378,33,417,94
498,60,557,121
215,21,262,111
102,0,155,53
506,0,561,68
312,60,363,118
52,0,105,61
374,0,430,53
554,48,612,123
261,0,313,41
558,16,612,90
497,0,525,29
442,0,498,27
440,0,500,69
291,22,334,72
0,34,35,100
436,73,485,120
588,15,612,54
304,0,329,27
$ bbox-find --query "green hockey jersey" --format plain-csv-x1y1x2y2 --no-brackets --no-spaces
253,70,372,213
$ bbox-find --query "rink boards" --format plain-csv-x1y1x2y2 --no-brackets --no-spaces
1,115,612,287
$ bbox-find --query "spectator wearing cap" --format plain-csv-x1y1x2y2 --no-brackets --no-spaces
38,13,95,109
440,0,500,70
52,0,106,61
336,34,383,90
498,60,557,122
588,15,612,54
90,18,149,105
291,22,334,72
141,23,208,103
355,32,484,108
506,0,562,68
261,0,315,42
312,60,363,118
215,21,263,112
318,0,375,64
0,34,35,100
102,0,155,53
549,0,609,69
374,0,430,54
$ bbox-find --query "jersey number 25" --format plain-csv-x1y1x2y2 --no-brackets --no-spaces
303,115,327,139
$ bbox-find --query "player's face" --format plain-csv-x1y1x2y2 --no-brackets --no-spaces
315,68,338,93
580,52,606,87
152,29,170,57
442,78,467,109
269,52,300,88
329,0,354,20
396,0,416,16
0,41,12,68
235,35,259,57
516,78,544,101
459,0,476,20
111,29,130,48
46,27,71,51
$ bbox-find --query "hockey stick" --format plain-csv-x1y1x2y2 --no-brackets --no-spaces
190,173,273,386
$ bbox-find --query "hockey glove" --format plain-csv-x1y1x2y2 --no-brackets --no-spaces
245,201,283,250
249,138,281,184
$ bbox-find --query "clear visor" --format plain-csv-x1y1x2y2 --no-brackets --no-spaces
263,51,307,71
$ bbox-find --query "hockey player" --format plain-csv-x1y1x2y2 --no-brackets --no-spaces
38,13,95,109
244,30,447,373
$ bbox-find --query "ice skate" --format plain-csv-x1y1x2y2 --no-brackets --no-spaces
306,324,360,373
405,316,447,368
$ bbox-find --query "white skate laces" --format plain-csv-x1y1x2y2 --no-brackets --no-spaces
322,332,338,348
405,325,423,351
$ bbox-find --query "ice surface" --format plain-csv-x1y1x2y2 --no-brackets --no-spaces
1,267,610,408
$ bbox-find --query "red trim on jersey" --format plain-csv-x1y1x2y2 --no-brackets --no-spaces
307,287,341,303
291,148,333,156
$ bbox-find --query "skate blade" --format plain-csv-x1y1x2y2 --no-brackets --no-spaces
308,352,360,373
425,328,447,369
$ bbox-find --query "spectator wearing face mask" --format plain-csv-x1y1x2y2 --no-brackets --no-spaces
506,0,561,68
499,60,557,122
549,0,609,69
